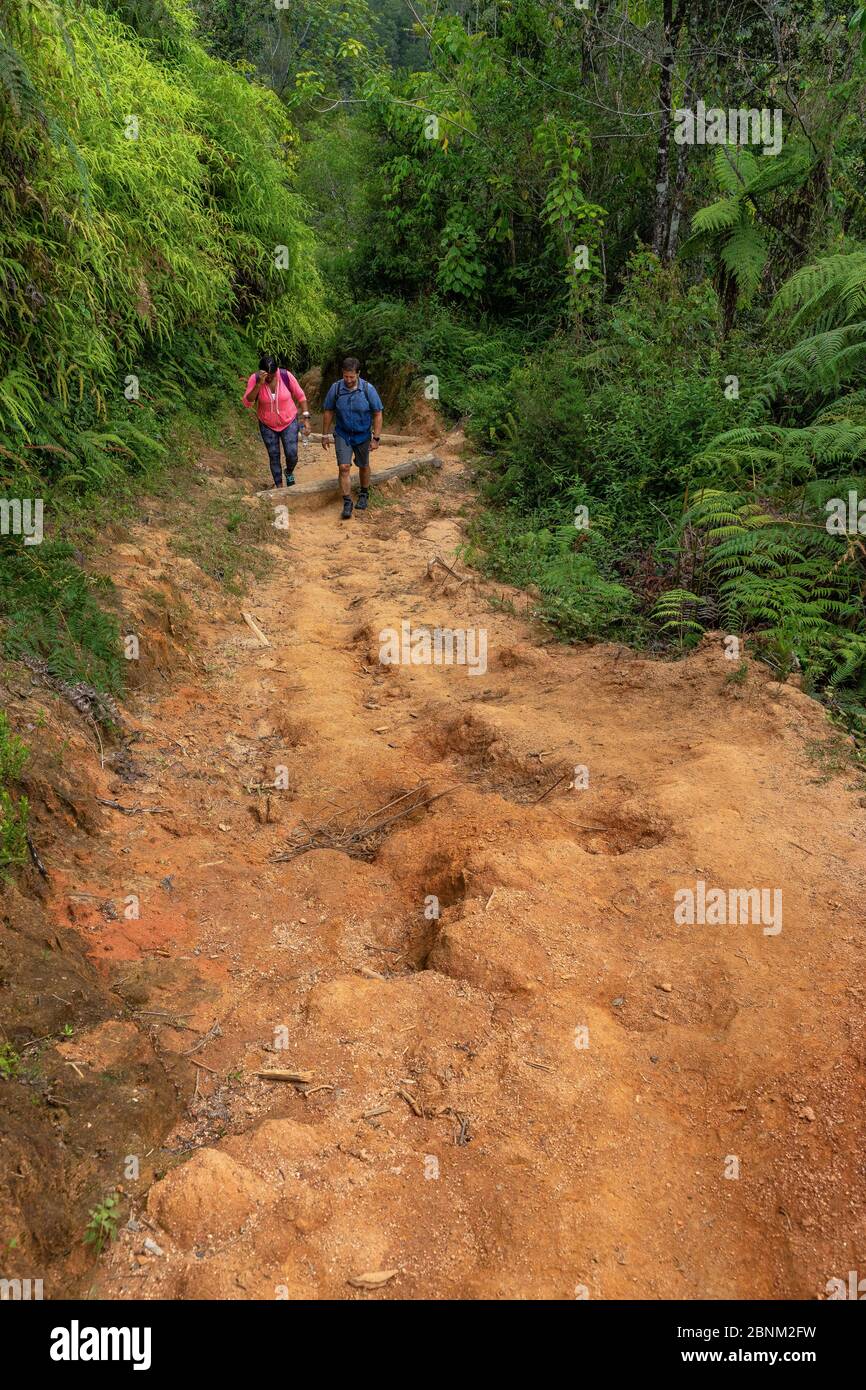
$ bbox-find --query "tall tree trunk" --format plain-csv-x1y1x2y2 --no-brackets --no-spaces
666,70,694,261
652,0,687,260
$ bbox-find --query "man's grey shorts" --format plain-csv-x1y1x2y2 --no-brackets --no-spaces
334,435,371,470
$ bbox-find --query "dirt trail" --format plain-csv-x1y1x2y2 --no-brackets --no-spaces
52,428,866,1300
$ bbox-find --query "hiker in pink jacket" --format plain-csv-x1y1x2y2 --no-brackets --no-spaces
243,355,311,488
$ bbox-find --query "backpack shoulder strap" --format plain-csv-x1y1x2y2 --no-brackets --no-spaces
332,379,375,408
281,368,304,403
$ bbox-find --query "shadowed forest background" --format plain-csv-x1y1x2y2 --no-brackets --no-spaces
2,0,866,866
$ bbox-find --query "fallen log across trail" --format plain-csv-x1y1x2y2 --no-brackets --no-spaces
306,431,420,446
258,453,443,501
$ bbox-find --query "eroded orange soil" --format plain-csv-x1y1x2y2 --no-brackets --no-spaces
48,429,866,1299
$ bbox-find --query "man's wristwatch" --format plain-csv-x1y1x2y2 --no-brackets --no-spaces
373,435,381,441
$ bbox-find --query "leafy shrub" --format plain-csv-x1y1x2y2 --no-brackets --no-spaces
467,255,756,631
465,507,637,642
650,247,866,727
319,298,527,422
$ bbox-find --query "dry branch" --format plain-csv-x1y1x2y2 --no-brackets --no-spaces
275,784,458,862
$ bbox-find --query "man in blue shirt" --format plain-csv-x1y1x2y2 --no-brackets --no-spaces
321,357,384,521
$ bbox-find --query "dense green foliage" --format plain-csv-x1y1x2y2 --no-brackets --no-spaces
0,0,330,684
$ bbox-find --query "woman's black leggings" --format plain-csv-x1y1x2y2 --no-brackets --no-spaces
259,419,299,485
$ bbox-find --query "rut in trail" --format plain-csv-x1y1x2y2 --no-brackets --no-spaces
60,430,866,1300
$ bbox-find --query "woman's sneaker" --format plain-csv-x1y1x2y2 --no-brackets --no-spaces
356,488,369,510
341,497,354,521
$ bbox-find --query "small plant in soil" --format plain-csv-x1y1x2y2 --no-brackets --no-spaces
0,1043,21,1078
369,491,396,510
724,660,749,687
84,1194,121,1256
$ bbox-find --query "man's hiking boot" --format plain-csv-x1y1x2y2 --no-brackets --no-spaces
341,497,354,521
285,473,296,486
356,488,369,511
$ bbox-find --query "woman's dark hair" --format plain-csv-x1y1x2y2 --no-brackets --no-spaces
259,354,278,374
342,356,360,372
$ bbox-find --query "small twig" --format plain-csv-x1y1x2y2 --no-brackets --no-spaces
355,784,428,831
528,771,571,805
241,611,270,646
396,1086,424,1117
357,785,458,837
427,555,466,584
97,798,169,815
179,1020,222,1057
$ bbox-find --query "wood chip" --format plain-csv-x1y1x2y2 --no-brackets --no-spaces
347,1269,399,1289
241,611,270,646
396,1086,424,1116
255,1069,314,1084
